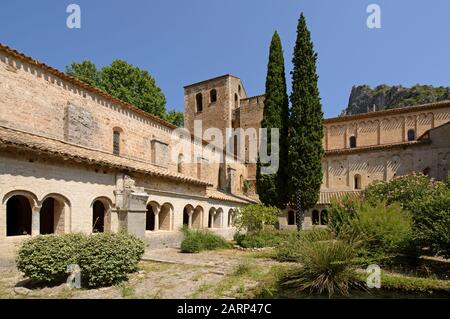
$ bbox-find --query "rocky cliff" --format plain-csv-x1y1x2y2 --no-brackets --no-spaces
342,84,450,116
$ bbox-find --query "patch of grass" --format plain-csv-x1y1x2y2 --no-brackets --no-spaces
232,260,253,277
248,248,277,260
354,271,450,295
191,283,214,298
117,281,135,298
235,229,298,249
212,260,273,298
181,228,232,253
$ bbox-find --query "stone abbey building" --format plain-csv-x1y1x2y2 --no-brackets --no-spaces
0,44,449,246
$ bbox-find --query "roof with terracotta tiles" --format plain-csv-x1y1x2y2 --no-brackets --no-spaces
207,188,259,205
318,191,361,205
0,125,210,186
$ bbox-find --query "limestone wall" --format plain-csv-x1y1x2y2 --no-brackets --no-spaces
0,51,251,195
324,107,450,150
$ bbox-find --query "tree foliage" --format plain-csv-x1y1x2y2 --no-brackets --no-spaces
363,174,450,257
288,13,324,228
233,204,279,232
257,31,289,207
67,60,184,126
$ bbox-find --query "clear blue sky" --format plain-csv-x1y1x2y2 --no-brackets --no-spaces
1,0,450,118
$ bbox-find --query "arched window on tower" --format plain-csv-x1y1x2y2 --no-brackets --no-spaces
349,136,357,148
354,174,362,190
196,93,203,112
210,89,217,103
234,93,239,108
407,129,416,141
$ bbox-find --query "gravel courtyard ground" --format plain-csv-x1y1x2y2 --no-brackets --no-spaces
0,247,283,299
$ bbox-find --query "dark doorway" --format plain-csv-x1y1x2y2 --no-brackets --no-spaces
146,205,155,231
40,198,55,235
6,195,32,236
287,211,295,225
93,201,105,233
183,208,189,226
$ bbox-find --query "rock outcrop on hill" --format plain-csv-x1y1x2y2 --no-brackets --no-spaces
342,84,450,115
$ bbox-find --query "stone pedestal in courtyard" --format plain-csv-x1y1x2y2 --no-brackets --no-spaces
116,188,149,240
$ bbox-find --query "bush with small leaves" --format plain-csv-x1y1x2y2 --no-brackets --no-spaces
78,232,145,287
16,233,87,283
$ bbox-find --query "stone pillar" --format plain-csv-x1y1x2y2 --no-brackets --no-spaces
185,206,193,229
31,206,41,236
154,210,160,231
126,191,149,240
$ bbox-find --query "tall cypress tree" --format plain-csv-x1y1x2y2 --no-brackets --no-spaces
256,31,289,208
289,14,324,230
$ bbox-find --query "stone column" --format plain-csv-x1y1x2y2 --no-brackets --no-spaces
154,209,160,231
31,206,41,236
124,190,149,240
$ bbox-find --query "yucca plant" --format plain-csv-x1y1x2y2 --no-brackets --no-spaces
282,230,361,297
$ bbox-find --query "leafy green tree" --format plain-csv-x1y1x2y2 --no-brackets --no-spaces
100,60,166,118
288,13,324,230
233,204,279,232
67,61,100,88
164,109,184,127
256,31,289,208
66,60,166,119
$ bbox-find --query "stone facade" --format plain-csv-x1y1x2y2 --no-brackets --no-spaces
1,42,449,244
183,74,450,229
0,44,255,246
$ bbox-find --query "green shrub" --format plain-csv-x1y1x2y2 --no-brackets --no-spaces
16,233,87,283
233,204,279,232
78,232,145,287
363,174,450,257
17,232,144,288
276,228,333,262
411,192,450,257
281,230,360,297
180,228,232,253
363,174,447,211
234,229,289,249
329,193,362,235
338,201,412,259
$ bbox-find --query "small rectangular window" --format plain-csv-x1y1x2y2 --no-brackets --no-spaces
113,131,120,155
